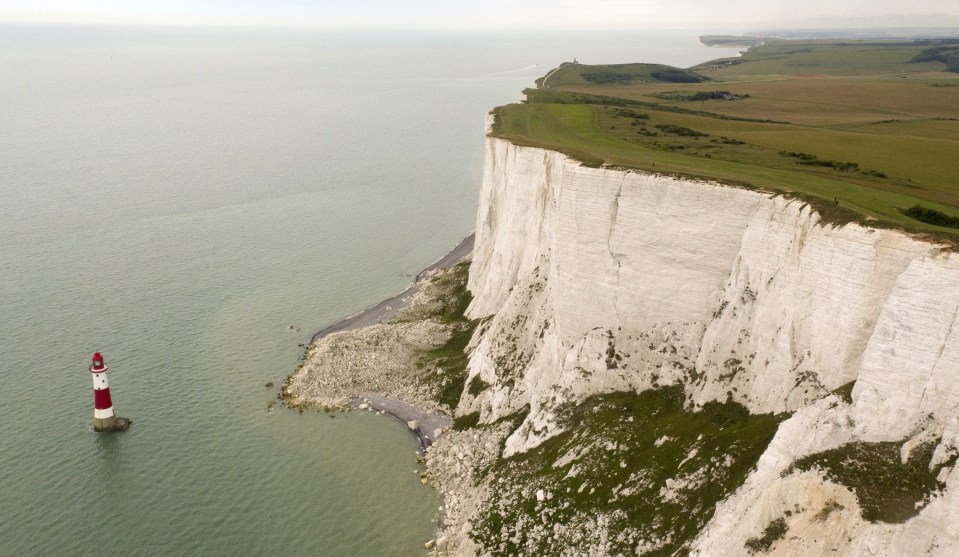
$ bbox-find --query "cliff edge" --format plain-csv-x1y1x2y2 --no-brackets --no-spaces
427,132,959,556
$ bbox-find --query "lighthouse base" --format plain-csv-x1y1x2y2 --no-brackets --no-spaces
94,416,131,432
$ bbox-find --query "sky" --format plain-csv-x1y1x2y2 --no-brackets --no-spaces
1,0,957,31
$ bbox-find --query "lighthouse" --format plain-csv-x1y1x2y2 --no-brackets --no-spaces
89,352,130,432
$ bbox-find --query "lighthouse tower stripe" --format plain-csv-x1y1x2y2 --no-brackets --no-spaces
92,371,113,411
93,386,113,409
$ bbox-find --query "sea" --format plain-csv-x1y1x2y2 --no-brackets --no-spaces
0,24,740,556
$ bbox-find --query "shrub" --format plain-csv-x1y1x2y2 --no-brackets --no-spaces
744,517,788,553
654,124,707,137
912,46,959,72
790,439,951,523
903,205,959,228
453,411,481,431
582,71,635,85
650,69,707,83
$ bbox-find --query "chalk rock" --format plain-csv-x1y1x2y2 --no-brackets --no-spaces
457,132,959,552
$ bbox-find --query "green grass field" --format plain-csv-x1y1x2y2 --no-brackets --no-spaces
491,39,959,241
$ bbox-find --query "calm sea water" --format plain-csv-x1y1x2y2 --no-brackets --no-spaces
0,25,739,556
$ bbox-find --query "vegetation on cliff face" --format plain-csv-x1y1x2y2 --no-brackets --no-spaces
744,517,789,553
471,387,785,556
401,261,480,410
407,263,788,554
790,439,957,523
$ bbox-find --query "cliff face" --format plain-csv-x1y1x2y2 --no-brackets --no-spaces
460,135,959,553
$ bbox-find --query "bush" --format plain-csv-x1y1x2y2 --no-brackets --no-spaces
468,375,491,396
655,124,707,137
912,46,959,72
903,205,959,228
744,517,788,553
582,71,635,85
790,439,951,523
650,69,707,83
452,411,480,431
782,151,859,171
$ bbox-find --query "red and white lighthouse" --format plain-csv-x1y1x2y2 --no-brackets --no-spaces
89,352,130,432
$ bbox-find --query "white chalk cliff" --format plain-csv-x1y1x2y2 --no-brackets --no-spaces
459,130,959,554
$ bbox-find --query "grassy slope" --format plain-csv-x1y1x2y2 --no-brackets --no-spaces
541,62,708,88
473,388,785,556
491,40,959,242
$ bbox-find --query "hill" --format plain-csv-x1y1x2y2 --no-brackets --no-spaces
493,39,959,242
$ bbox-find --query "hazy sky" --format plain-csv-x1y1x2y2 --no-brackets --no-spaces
2,0,957,30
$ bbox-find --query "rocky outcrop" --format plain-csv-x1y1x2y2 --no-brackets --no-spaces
453,133,959,554
286,319,449,411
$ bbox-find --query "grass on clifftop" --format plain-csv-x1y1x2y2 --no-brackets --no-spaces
492,39,959,243
540,62,708,88
472,387,785,556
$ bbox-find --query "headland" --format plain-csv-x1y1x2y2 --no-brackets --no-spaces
288,37,959,556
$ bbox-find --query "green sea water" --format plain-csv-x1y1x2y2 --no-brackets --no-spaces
0,25,740,555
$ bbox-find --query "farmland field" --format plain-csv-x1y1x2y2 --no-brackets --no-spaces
492,39,959,240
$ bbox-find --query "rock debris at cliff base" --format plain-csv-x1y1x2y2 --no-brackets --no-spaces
286,319,450,412
284,263,477,415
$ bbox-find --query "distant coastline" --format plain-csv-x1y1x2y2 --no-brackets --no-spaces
697,34,771,48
